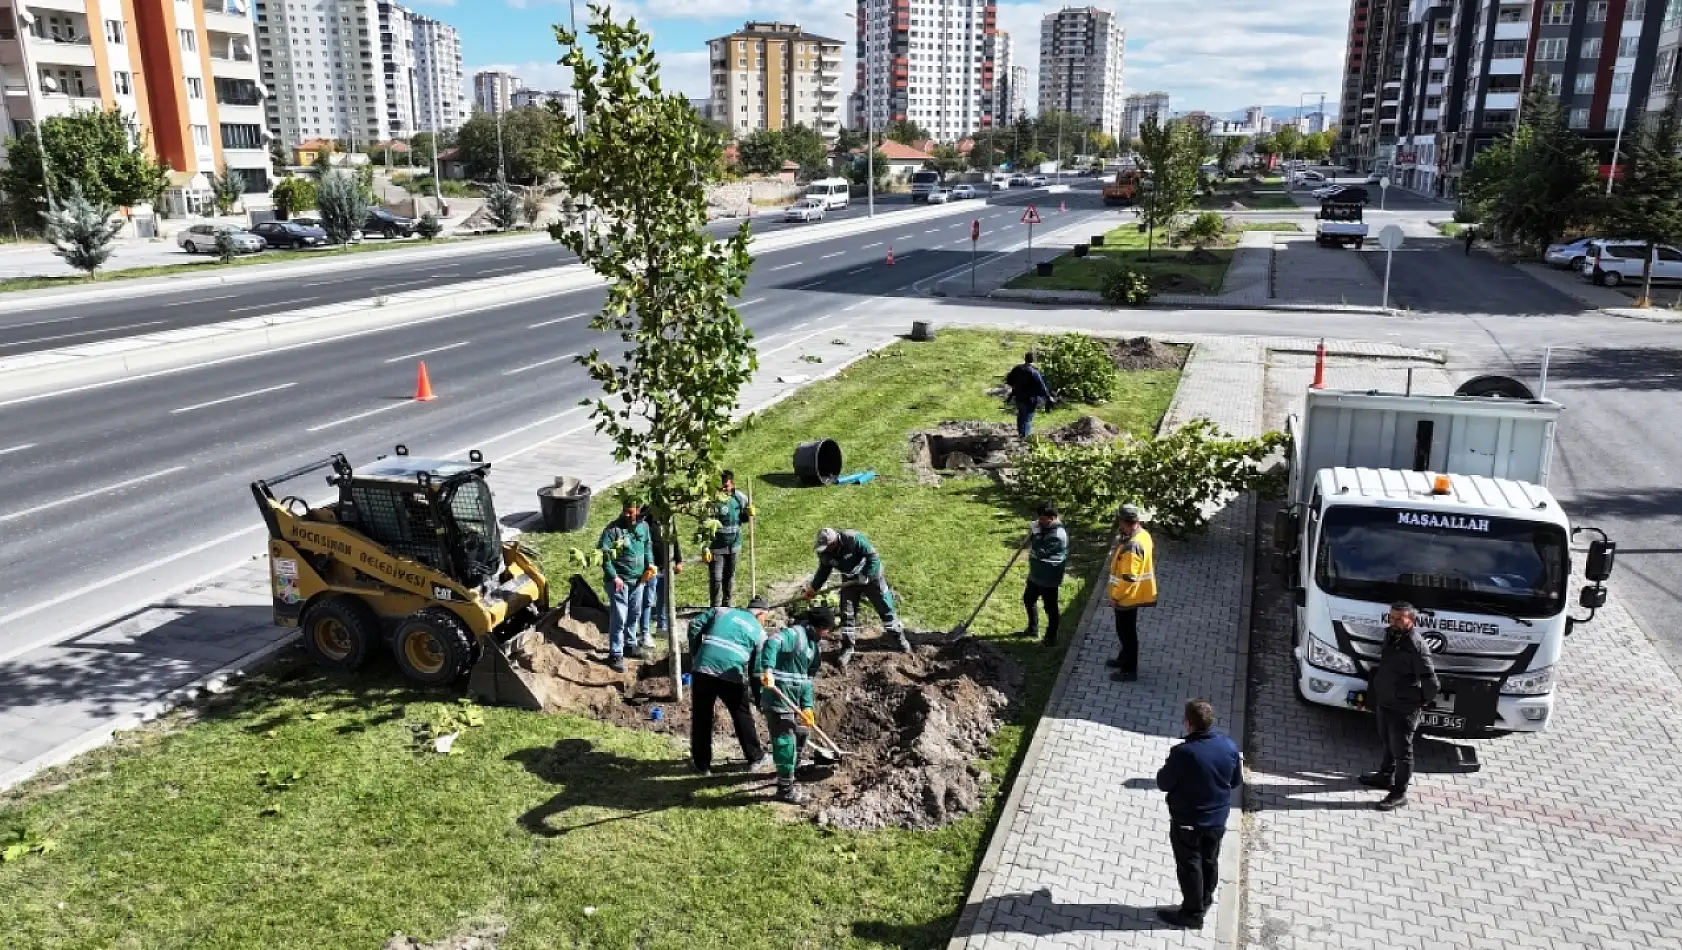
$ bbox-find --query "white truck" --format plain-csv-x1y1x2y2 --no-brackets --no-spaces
910,169,944,202
1272,384,1617,736
1315,200,1368,248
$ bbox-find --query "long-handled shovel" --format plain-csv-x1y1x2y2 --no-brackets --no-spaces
747,482,758,599
765,681,852,757
948,535,1031,641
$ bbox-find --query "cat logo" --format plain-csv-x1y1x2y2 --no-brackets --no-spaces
433,585,453,601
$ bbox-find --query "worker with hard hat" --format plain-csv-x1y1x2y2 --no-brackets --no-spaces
686,596,771,776
803,527,909,667
754,606,837,804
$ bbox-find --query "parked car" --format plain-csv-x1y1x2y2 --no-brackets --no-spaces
177,224,265,255
251,220,329,249
364,207,416,238
1295,170,1327,185
1317,185,1371,205
292,216,364,243
1027,175,1049,187
926,188,952,204
783,197,827,222
1544,236,1631,270
1580,239,1682,286
949,184,979,200
1365,171,1385,183
1007,174,1030,187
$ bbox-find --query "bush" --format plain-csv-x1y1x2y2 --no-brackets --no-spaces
315,172,368,245
416,213,443,240
44,183,124,276
1013,419,1289,538
1452,205,1478,224
1175,210,1227,249
271,177,317,220
214,229,238,263
1036,333,1119,404
1100,264,1155,306
483,176,521,232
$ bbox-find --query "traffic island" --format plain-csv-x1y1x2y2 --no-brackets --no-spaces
1001,224,1237,298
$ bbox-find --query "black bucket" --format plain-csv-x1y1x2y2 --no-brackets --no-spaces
1091,235,1106,247
793,439,843,486
1073,244,1089,257
1036,261,1054,277
537,482,592,532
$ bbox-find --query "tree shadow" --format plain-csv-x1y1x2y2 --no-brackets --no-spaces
1527,346,1682,393
860,886,1180,941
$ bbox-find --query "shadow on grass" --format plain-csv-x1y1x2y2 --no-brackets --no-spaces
507,737,765,837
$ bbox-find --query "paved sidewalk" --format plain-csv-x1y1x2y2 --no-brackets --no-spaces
1514,261,1682,324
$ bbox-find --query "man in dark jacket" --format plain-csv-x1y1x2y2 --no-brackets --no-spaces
1155,699,1243,930
1360,601,1440,811
803,527,908,666
1020,502,1068,644
1004,352,1055,439
637,503,683,651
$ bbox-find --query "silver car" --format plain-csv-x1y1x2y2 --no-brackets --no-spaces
177,224,265,255
783,198,827,222
926,188,952,204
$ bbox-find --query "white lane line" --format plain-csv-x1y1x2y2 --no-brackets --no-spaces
0,443,35,456
480,265,524,275
820,251,845,259
847,266,871,275
301,278,342,287
770,262,804,271
953,238,969,245
171,382,297,414
861,242,883,249
760,320,851,358
924,228,940,234
528,312,589,328
372,278,437,290
383,341,469,364
898,234,916,240
502,352,578,376
840,301,867,311
306,400,409,433
0,466,187,525
227,296,319,314
981,230,994,237
755,321,811,346
735,296,767,307
794,280,826,290
166,292,240,305
2,320,167,350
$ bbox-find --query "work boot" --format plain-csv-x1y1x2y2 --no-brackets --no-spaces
1105,655,1124,668
608,655,626,673
1042,632,1057,646
1156,909,1204,930
1375,792,1409,811
745,754,772,773
1358,772,1394,789
1110,669,1137,682
895,631,913,654
1016,628,1037,638
776,783,807,805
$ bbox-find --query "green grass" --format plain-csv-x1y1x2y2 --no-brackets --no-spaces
1003,223,1234,295
1237,221,1302,232
1198,190,1299,210
0,330,1179,950
1434,221,1463,237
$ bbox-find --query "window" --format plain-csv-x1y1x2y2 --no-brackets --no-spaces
1429,70,1446,83
192,123,210,147
1588,0,1609,18
1618,35,1640,56
1613,69,1631,91
220,123,264,149
1492,39,1528,57
1582,37,1602,56
1542,71,1564,94
186,76,203,99
1606,106,1626,129
113,70,132,95
1569,106,1590,126
179,28,196,53
105,19,124,44
1542,1,1573,22
1537,38,1567,60
1575,72,1596,93
1627,0,1648,15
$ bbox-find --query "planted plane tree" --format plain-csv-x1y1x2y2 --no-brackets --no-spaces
547,5,755,700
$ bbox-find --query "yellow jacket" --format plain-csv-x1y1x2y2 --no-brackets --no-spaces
1107,527,1157,608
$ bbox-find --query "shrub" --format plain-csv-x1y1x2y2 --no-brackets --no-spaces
1452,205,1478,224
271,177,317,220
1100,264,1155,306
1013,440,1123,528
315,172,368,245
44,184,124,276
1176,210,1227,249
1036,333,1119,404
416,213,443,240
521,188,545,227
214,228,238,263
484,176,521,232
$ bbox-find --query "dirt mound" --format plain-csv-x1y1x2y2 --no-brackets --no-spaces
1184,247,1223,265
1104,336,1186,371
384,923,505,950
1044,414,1121,445
1150,272,1212,295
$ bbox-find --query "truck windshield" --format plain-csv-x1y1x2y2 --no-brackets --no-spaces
912,171,940,184
1315,506,1567,617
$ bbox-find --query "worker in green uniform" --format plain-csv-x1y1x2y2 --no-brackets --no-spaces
803,527,909,667
686,597,771,776
597,498,654,672
754,606,837,804
704,470,755,608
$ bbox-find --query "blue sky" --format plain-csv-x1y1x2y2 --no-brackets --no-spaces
411,0,1346,117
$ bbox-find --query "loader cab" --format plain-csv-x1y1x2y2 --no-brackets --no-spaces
331,447,505,590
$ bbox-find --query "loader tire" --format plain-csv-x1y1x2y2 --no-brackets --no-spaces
300,595,380,671
393,607,476,687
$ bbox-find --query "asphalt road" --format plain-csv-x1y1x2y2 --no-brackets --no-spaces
0,192,950,356
0,186,1109,658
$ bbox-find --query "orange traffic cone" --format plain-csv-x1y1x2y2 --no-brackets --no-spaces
414,361,437,402
1060,200,1067,213
886,245,895,265
1310,339,1326,390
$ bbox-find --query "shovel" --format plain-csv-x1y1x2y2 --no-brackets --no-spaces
765,681,852,757
747,482,757,599
948,535,1031,641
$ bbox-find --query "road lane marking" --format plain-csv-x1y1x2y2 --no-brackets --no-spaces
171,382,297,414
755,322,811,347
227,296,318,314
502,352,578,376
794,280,826,290
166,293,241,305
953,238,969,245
301,278,343,287
481,265,524,275
0,443,35,456
735,297,767,307
861,242,883,249
898,234,915,240
847,266,871,275
760,320,851,358
820,251,845,259
528,312,589,328
383,341,469,364
0,466,187,525
372,278,438,291
770,262,803,271
306,400,409,433
924,228,940,234
2,320,167,349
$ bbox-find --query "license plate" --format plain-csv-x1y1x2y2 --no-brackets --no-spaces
1420,712,1466,731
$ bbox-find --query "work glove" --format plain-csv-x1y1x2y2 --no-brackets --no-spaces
798,708,816,728
641,565,658,583
746,504,757,519
760,669,775,688
799,585,816,601
703,550,715,564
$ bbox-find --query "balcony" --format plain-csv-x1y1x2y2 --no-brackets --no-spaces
1494,21,1531,38
1489,56,1526,74
1484,91,1521,109
26,21,97,69
202,0,254,37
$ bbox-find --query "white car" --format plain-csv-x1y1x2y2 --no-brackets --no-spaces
1311,185,1343,200
1028,175,1049,187
177,224,265,255
783,198,827,222
1579,239,1682,286
1295,170,1327,184
1007,175,1030,187
1365,171,1384,184
949,184,978,200
926,188,952,204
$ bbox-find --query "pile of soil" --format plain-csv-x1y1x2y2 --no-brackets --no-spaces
384,923,504,950
1103,336,1187,371
1150,272,1212,295
1184,247,1224,265
502,576,1024,830
1043,414,1121,445
1222,200,1250,211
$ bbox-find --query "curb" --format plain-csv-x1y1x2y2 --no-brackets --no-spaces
986,287,1394,314
1219,493,1257,950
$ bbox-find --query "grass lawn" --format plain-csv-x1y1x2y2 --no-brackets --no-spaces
1003,222,1234,295
1198,190,1299,210
0,230,534,295
1237,221,1302,232
0,330,1179,950
1434,221,1464,237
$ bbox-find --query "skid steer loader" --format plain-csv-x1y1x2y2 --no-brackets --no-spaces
252,445,550,706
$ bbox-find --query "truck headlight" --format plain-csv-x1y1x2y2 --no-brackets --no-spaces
1502,666,1555,696
1306,635,1358,675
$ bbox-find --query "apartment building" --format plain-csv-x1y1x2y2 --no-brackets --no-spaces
410,10,464,133
1038,5,1125,139
257,0,399,149
854,0,1000,142
472,69,519,115
707,22,842,141
1339,0,1407,169
375,1,412,139
1121,90,1169,139
985,29,1013,125
0,0,271,207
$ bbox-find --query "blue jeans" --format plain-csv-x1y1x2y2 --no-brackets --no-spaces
606,580,647,657
639,572,668,641
1015,401,1037,439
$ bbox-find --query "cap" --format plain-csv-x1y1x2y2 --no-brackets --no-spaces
748,596,771,610
814,527,840,553
807,606,837,630
1118,504,1142,523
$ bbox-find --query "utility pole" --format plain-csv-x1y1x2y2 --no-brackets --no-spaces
14,5,56,211
845,11,875,216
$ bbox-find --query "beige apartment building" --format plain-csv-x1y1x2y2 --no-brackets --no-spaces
708,21,842,142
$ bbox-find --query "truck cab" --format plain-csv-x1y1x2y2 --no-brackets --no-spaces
1315,201,1367,248
910,169,944,202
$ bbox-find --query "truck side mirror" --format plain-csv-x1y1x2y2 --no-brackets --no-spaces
1579,585,1608,610
1273,508,1298,551
1585,540,1616,582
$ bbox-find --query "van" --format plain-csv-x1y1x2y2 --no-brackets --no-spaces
806,178,851,210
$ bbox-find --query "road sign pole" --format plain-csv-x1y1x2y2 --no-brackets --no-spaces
971,242,977,293
1375,223,1404,311
1383,246,1394,310
1029,223,1034,265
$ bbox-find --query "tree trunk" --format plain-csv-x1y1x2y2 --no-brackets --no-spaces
662,518,683,702
1642,242,1655,308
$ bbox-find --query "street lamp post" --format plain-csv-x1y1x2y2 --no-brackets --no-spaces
14,6,56,211
845,12,874,217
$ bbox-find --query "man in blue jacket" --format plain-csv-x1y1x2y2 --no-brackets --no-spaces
1155,699,1243,930
1004,351,1056,439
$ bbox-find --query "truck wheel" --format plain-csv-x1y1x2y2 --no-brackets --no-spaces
1455,375,1536,399
300,595,380,671
1599,270,1622,287
393,607,476,686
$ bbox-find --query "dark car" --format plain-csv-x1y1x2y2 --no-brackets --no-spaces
251,220,329,249
364,207,416,238
1319,185,1371,205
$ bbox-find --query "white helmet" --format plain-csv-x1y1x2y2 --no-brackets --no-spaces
814,527,840,553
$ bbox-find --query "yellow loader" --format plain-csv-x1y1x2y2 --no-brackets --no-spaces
251,445,550,707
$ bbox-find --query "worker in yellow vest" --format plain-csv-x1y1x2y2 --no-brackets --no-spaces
1106,504,1157,682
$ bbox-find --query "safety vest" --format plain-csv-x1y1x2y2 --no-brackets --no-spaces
1107,527,1157,608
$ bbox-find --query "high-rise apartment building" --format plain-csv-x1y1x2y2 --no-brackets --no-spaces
257,0,395,148
511,87,577,121
472,69,520,115
410,11,465,134
1338,0,1406,169
376,1,413,139
1121,90,1169,139
1038,5,1126,139
0,0,271,207
707,21,843,141
985,30,1013,126
854,0,1000,142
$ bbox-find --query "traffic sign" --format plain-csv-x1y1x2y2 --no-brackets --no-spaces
1377,225,1404,250
1021,205,1043,225
1379,176,1392,190
971,219,981,242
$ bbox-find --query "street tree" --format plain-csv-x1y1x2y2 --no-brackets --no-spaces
483,174,521,231
1135,114,1199,258
1463,85,1597,249
547,5,757,698
456,106,564,182
782,124,831,181
314,171,368,245
271,177,317,220
45,183,124,276
521,186,546,227
212,163,244,214
1606,111,1682,306
968,134,1000,171
408,132,440,168
1215,135,1247,177
1272,125,1302,160
931,143,966,175
0,109,168,228
736,129,785,175
849,148,889,191
835,127,867,154
883,118,929,146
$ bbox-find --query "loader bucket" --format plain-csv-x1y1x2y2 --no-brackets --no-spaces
468,636,546,711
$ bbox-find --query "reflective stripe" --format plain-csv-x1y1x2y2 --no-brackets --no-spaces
773,670,812,684
701,636,751,660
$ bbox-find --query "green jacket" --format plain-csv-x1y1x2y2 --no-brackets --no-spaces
1027,521,1069,588
811,530,882,588
686,608,766,683
597,516,652,585
709,489,751,552
753,623,821,714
